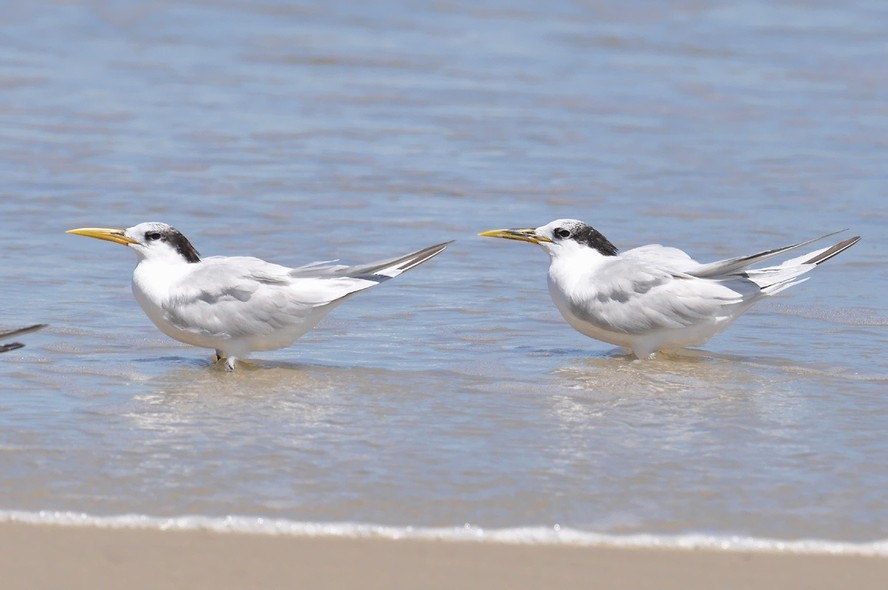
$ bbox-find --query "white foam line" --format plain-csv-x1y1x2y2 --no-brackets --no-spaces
1,510,887,557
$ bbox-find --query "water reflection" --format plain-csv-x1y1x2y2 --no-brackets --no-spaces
553,350,772,397
122,361,376,436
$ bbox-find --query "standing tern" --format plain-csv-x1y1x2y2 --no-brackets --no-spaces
480,219,860,358
68,222,450,369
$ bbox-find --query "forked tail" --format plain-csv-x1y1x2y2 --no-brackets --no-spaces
346,241,453,281
746,235,860,294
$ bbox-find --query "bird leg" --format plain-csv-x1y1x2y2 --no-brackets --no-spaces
213,350,238,371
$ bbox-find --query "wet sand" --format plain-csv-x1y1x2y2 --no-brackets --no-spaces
1,522,886,590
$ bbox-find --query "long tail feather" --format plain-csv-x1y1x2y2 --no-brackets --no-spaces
288,242,452,281
801,236,860,266
743,236,860,293
690,230,848,278
346,241,453,280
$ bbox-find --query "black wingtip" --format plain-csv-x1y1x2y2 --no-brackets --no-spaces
806,236,861,266
0,323,47,341
394,241,452,273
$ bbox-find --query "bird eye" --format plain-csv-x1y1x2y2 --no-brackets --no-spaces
146,232,162,241
554,228,571,239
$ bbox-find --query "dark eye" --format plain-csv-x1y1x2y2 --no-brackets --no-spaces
554,228,571,239
146,232,162,241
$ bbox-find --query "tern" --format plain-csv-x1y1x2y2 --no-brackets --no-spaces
68,222,450,369
480,219,860,358
0,324,47,353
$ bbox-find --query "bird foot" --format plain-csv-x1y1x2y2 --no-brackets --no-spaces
213,351,238,371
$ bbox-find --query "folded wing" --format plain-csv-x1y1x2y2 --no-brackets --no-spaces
160,242,451,339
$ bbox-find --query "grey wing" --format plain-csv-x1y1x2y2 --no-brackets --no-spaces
687,230,848,278
158,241,450,339
162,259,372,338
621,244,697,271
579,259,751,334
289,241,452,281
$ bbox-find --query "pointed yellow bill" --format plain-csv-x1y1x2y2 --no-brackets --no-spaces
66,227,138,246
478,228,552,244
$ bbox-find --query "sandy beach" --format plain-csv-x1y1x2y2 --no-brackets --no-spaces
1,521,886,590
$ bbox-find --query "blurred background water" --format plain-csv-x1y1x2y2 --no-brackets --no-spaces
1,0,887,543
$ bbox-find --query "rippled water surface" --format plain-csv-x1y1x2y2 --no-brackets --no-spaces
1,0,887,543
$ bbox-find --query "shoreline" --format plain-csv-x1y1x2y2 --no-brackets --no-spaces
4,509,888,556
2,520,887,589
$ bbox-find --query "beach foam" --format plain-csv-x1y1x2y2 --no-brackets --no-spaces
2,510,886,556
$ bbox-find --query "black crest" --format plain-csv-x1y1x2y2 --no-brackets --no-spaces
165,228,201,263
558,222,618,256
575,225,618,256
145,225,200,263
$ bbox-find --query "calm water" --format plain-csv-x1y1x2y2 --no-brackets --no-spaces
1,1,887,545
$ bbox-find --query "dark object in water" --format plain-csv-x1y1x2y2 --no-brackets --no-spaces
0,324,47,353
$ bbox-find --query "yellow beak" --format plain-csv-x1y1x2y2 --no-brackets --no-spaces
478,228,552,244
66,227,138,246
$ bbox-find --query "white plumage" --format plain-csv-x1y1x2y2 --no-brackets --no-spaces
481,219,860,358
68,222,450,369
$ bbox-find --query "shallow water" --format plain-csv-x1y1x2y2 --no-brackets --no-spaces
1,0,888,545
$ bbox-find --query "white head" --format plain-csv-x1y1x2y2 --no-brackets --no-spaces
67,222,201,264
479,218,618,259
